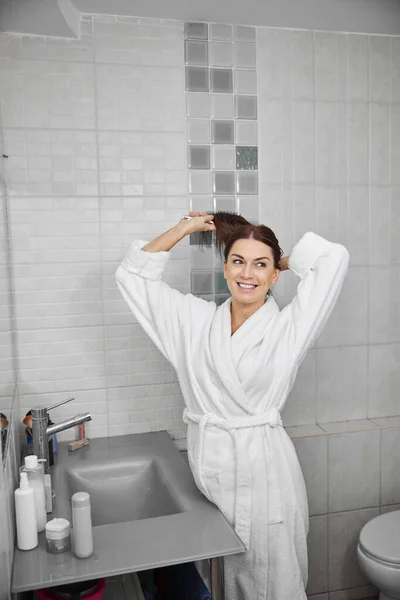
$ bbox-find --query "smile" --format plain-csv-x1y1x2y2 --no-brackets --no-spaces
237,282,258,290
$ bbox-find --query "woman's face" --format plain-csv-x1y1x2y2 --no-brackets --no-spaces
224,238,280,306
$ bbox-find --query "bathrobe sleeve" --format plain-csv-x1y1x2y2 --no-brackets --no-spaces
282,231,350,364
115,240,207,370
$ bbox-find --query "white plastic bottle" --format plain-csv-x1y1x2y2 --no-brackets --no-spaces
21,455,47,532
14,472,38,551
71,492,93,558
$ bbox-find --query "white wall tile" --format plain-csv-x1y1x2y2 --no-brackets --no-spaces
368,344,400,418
293,185,316,241
369,186,391,265
292,435,328,516
307,515,328,595
369,104,390,185
381,427,400,505
256,28,292,99
283,351,317,427
291,31,314,100
369,266,400,344
369,36,390,103
328,430,380,512
337,187,369,267
391,106,400,186
316,267,368,348
347,35,368,102
293,102,315,184
258,100,283,184
259,184,294,253
317,346,368,422
392,187,400,263
391,37,400,103
348,103,369,185
314,33,339,101
328,508,379,590
315,103,338,185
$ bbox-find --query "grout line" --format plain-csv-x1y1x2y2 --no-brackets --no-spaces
91,16,110,438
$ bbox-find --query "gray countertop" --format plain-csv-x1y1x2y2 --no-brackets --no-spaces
12,432,245,593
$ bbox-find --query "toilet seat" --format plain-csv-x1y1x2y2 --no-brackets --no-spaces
359,510,400,565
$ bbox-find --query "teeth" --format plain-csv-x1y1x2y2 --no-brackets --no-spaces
238,283,256,289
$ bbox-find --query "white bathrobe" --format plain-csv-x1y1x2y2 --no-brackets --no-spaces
115,231,349,600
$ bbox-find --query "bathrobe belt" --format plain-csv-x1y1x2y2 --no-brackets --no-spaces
183,407,284,549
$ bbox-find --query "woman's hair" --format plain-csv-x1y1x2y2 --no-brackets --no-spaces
194,211,283,270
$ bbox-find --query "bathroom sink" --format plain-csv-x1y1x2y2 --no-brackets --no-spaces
65,459,182,526
12,432,245,595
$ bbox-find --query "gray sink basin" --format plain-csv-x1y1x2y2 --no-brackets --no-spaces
12,432,245,595
66,459,182,526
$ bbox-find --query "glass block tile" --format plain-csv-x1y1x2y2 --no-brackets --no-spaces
211,120,234,144
213,196,235,212
235,171,258,195
213,171,235,195
209,42,233,67
215,271,229,294
234,43,256,68
188,171,211,194
185,40,208,66
191,271,213,294
210,23,233,41
185,66,209,92
212,145,235,170
235,95,257,119
235,120,258,145
235,69,257,94
236,146,258,170
211,94,234,119
186,93,209,118
210,68,233,93
216,294,230,306
188,145,210,169
190,246,214,269
234,25,256,43
236,195,259,220
185,22,208,40
189,195,212,212
187,119,210,144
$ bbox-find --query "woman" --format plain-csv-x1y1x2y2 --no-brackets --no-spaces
116,212,349,600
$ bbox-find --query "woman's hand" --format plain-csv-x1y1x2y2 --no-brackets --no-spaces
181,212,216,234
279,256,289,271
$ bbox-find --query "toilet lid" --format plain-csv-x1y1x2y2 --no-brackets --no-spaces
359,510,400,564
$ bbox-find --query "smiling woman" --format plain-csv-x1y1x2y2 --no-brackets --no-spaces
116,210,349,600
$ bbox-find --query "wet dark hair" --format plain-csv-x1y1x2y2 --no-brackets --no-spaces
194,211,283,270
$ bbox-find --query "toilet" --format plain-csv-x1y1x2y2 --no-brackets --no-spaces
357,510,400,600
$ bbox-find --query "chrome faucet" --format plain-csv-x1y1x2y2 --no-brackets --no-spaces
31,399,91,473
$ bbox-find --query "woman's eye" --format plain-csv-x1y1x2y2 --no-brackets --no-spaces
233,259,242,265
257,262,266,268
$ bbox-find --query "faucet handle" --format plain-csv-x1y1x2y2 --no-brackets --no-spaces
46,396,75,412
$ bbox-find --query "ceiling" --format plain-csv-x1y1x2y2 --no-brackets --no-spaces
72,0,400,35
0,0,399,38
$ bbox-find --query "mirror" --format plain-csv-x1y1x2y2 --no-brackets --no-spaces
0,156,16,466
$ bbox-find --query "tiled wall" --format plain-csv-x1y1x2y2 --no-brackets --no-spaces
292,420,400,600
0,392,20,600
257,31,400,429
0,17,189,447
0,103,19,600
183,22,259,304
0,16,400,600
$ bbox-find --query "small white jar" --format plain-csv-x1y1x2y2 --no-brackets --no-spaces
45,518,71,554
